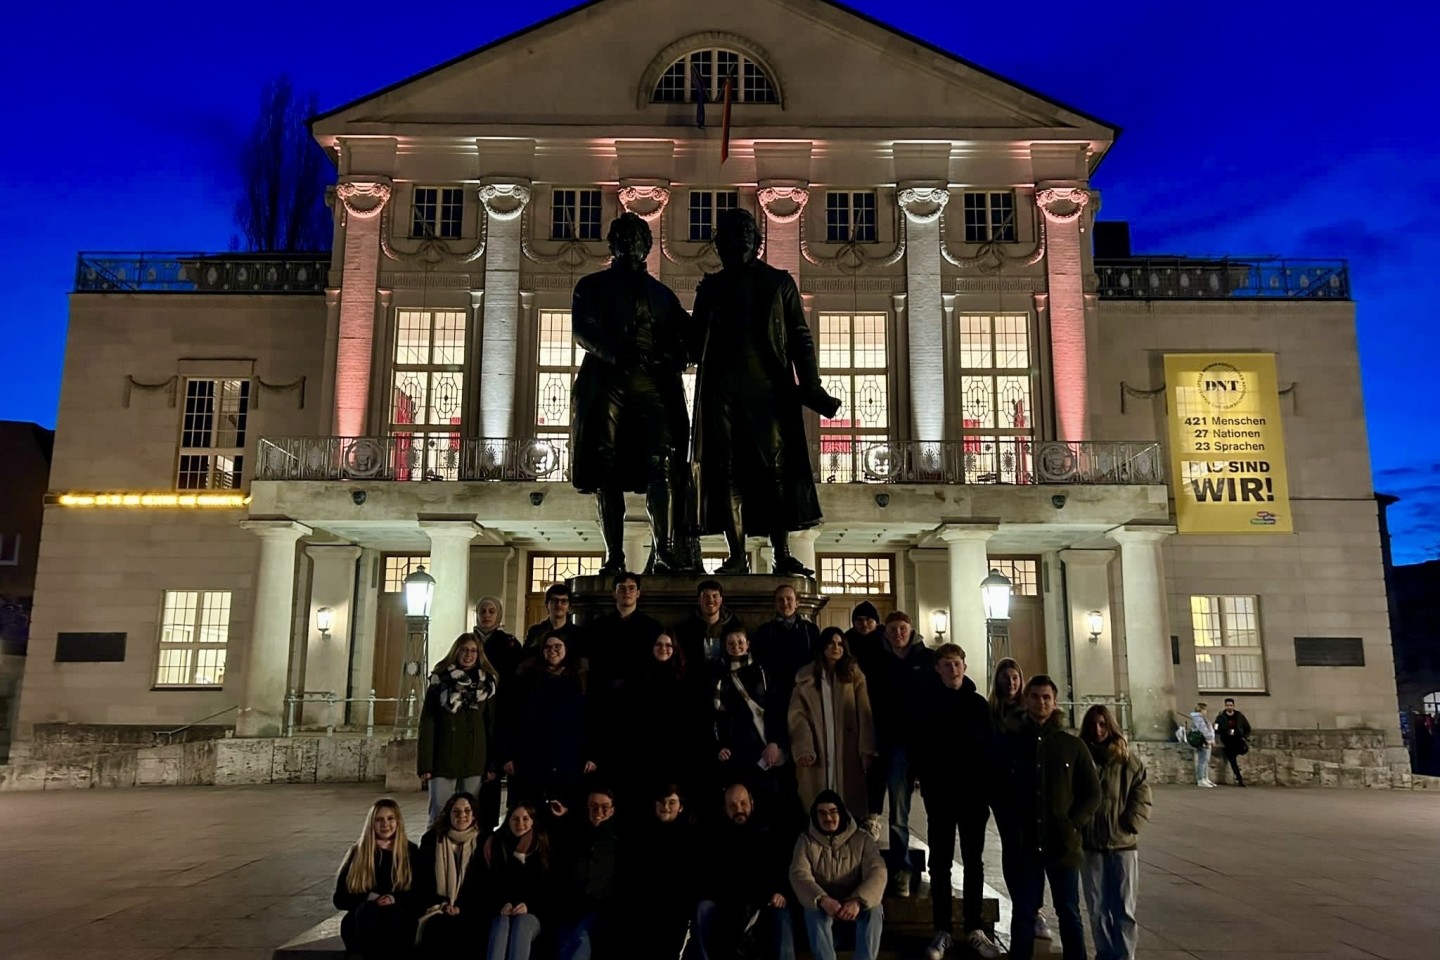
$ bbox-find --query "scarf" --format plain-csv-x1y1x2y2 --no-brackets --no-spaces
433,825,479,904
431,665,496,714
717,656,767,747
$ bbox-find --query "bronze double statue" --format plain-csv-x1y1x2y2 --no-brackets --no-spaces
570,209,839,576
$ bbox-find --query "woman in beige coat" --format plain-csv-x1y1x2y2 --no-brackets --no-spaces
789,627,879,817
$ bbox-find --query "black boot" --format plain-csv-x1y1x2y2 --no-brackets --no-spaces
770,531,814,577
717,491,749,574
646,473,676,574
597,485,627,574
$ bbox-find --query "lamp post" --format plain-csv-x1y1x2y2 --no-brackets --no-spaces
981,568,1013,671
401,565,435,735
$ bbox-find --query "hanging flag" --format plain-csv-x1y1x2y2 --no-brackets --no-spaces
691,62,708,129
720,70,736,164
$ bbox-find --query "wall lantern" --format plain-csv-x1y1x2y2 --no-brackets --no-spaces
931,609,949,642
316,606,334,639
1086,610,1104,644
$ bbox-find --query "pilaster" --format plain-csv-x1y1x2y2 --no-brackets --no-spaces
334,178,392,437
619,182,671,277
1059,549,1117,698
1037,183,1093,442
1111,526,1177,740
757,183,808,278
478,180,532,440
898,185,949,446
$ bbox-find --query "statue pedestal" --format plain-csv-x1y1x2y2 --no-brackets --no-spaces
569,573,828,631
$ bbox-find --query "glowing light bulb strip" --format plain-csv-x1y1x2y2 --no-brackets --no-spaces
54,492,252,509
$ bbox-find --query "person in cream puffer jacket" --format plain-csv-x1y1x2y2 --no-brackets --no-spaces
789,790,887,960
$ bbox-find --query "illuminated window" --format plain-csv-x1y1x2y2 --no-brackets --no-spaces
651,48,778,104
958,314,1034,483
963,191,1016,243
412,186,464,240
817,313,889,483
818,556,894,596
154,590,230,687
383,556,430,593
390,309,466,480
178,378,249,490
533,311,582,482
825,192,877,243
1191,595,1266,692
988,558,1039,597
551,188,603,241
1425,692,1440,717
689,190,739,242
529,555,603,593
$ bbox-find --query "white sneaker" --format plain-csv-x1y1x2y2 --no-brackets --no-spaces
863,814,884,842
966,929,1002,959
1034,914,1052,939
925,930,953,960
1198,780,1215,788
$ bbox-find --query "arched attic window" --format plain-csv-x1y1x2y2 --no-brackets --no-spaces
649,44,780,105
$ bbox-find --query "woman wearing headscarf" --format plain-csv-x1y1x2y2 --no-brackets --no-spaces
332,798,419,959
1079,705,1152,960
415,792,485,951
789,790,887,960
789,627,878,818
419,633,500,825
476,596,522,828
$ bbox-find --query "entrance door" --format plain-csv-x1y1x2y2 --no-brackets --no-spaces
816,555,896,633
990,558,1045,676
371,556,429,726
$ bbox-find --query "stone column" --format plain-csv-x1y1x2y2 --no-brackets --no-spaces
789,528,820,577
618,183,670,278
1111,526,1177,740
937,523,996,682
237,520,311,737
1036,184,1093,442
478,181,531,441
757,184,808,278
898,187,949,447
1058,549,1117,698
302,544,362,725
623,521,651,577
420,520,481,658
334,179,392,438
348,548,383,708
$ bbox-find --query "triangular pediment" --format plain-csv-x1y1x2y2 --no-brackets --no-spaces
313,0,1114,146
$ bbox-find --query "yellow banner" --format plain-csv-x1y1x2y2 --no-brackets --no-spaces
1164,353,1292,534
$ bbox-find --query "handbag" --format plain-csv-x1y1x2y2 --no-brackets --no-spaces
1186,729,1207,749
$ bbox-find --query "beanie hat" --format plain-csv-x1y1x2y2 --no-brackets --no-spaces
851,601,880,624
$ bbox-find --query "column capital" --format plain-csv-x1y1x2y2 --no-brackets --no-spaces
478,179,532,221
935,522,998,544
898,184,950,224
1059,548,1115,567
305,543,362,562
756,183,810,224
1110,524,1176,546
240,519,311,540
1035,183,1093,223
789,528,820,543
419,517,484,541
335,178,393,220
618,182,671,222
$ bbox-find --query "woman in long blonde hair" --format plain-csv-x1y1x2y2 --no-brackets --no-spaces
332,798,418,959
988,657,1025,728
419,633,501,824
1078,705,1152,960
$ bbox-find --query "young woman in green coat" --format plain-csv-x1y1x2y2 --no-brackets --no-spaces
419,633,501,823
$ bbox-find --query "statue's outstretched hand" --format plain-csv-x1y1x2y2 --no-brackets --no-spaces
800,385,842,419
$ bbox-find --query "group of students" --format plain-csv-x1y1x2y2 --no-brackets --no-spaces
333,573,1154,960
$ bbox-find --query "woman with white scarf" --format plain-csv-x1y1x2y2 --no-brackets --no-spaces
419,633,500,824
415,792,485,951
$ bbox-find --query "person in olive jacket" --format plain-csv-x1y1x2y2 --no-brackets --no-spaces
332,798,420,960
996,675,1101,960
419,633,501,824
1079,704,1152,960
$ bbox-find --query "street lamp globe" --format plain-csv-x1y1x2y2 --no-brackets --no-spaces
404,564,435,618
980,568,1013,621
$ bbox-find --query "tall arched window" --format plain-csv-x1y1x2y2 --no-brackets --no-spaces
652,48,779,104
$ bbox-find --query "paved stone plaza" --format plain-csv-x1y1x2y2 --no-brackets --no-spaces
1,783,1436,960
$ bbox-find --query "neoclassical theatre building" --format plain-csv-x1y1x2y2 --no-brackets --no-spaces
14,0,1400,769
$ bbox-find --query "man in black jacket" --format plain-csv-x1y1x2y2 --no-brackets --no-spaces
1216,697,1253,786
868,611,935,895
913,644,999,959
695,783,797,960
672,579,743,670
552,786,622,960
845,601,885,824
524,583,581,652
585,573,665,774
998,676,1101,960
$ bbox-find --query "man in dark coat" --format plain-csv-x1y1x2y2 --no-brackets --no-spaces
845,601,887,819
551,786,623,960
671,578,744,673
694,783,796,960
570,212,694,574
1216,697,1253,786
996,675,1101,960
692,208,839,576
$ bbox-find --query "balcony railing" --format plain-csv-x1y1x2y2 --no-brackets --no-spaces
256,436,1165,486
74,252,330,294
1095,257,1349,300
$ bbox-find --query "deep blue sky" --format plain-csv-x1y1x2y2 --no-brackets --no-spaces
3,0,1435,561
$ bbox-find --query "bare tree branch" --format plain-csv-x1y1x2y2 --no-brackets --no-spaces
234,75,333,252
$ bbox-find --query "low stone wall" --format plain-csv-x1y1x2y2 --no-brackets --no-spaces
19,722,232,763
1136,729,1440,790
0,735,389,791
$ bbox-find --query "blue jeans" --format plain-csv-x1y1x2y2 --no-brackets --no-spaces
1194,744,1212,784
1083,850,1139,960
801,905,883,960
555,912,598,960
428,774,485,824
695,900,795,960
488,913,541,960
1009,860,1084,960
884,745,915,873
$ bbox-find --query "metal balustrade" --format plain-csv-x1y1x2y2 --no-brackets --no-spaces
1095,257,1349,300
75,252,330,294
256,436,1165,485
